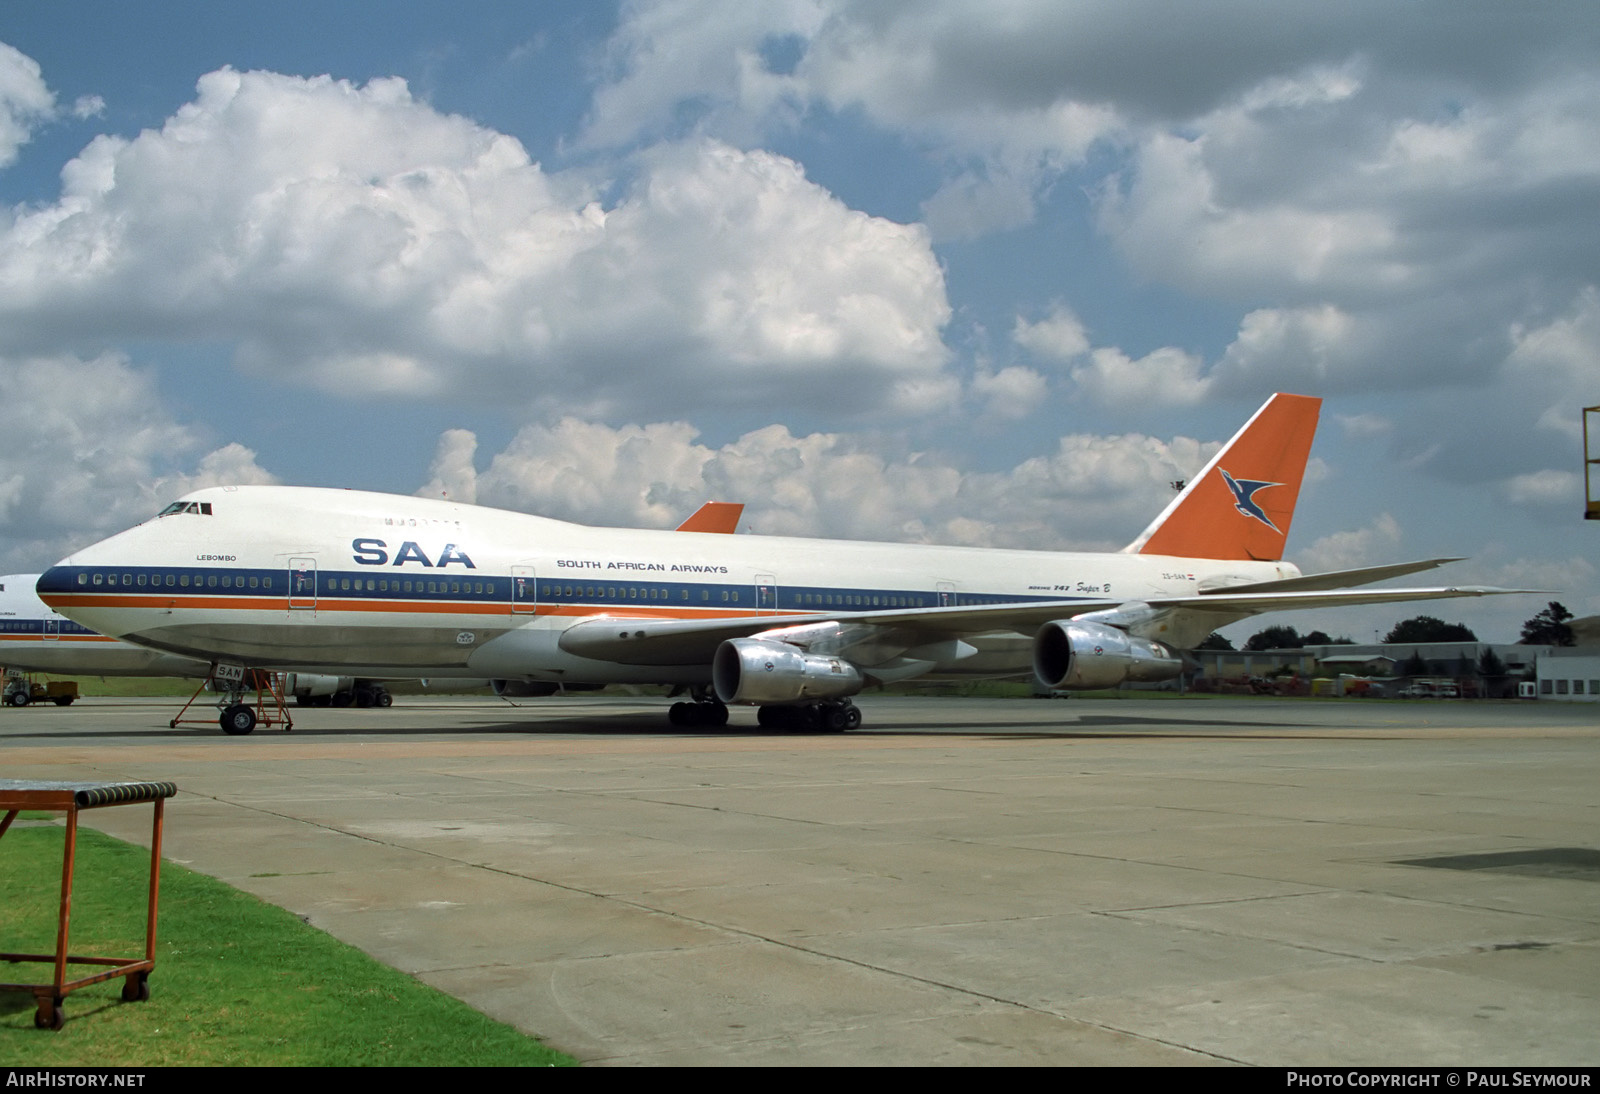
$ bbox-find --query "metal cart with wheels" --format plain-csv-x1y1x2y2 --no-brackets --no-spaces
0,779,177,1030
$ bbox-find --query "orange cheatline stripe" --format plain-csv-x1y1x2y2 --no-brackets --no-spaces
37,593,797,623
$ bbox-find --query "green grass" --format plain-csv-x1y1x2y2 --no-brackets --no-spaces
0,824,575,1066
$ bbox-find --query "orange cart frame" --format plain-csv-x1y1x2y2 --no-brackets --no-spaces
0,779,177,1030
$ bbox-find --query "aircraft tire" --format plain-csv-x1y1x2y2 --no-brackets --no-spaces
376,690,393,707
220,704,257,735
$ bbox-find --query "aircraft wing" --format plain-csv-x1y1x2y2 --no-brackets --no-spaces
1200,558,1464,594
557,582,1532,666
1155,584,1535,615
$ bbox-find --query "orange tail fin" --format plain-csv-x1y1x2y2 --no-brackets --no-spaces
676,501,745,534
1126,393,1321,561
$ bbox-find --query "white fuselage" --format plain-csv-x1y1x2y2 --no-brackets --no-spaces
38,486,1296,685
1,574,209,678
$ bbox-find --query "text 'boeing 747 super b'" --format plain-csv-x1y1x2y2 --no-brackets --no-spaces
36,394,1529,733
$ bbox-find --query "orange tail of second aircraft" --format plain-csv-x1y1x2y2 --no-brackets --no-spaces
1126,393,1321,561
676,501,745,534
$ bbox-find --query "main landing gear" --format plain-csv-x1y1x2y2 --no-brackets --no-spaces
668,695,730,727
664,690,863,732
756,698,862,733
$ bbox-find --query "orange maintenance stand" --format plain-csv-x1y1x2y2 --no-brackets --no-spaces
1,779,177,1029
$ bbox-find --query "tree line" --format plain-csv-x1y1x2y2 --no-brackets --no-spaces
1200,601,1577,652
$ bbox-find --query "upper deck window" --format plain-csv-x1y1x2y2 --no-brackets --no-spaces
158,501,213,517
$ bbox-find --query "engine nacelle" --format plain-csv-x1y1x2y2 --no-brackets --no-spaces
490,679,561,698
283,673,355,698
1032,620,1183,691
713,638,865,705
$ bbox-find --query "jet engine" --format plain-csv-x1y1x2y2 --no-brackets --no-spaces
1032,620,1183,691
712,638,864,705
283,672,352,699
282,673,392,707
490,679,562,698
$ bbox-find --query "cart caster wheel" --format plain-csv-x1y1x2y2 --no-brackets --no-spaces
35,1002,64,1030
122,975,150,1002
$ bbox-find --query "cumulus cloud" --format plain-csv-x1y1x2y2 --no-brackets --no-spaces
588,3,1600,417
0,41,59,167
0,353,275,570
1013,305,1090,361
1013,304,1210,406
1294,513,1404,575
0,67,952,419
432,417,1219,553
1070,346,1211,407
970,365,1047,419
1497,470,1581,511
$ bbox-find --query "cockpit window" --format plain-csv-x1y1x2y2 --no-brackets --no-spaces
158,501,213,517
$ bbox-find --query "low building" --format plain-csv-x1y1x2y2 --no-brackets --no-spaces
1188,642,1546,698
1534,649,1600,702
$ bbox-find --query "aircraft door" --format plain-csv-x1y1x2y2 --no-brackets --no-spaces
937,580,957,608
289,558,317,611
511,564,538,614
756,573,777,610
42,618,60,641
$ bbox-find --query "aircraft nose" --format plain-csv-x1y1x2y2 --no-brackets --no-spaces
36,564,79,607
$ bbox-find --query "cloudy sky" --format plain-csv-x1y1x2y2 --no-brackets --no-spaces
1,1,1595,644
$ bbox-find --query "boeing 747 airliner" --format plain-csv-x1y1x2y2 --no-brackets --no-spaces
37,395,1526,732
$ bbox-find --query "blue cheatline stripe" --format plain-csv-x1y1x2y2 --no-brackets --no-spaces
39,564,1084,614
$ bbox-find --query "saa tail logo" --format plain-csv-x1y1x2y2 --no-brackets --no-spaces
1219,469,1282,533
